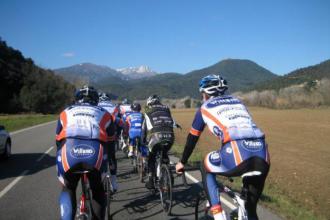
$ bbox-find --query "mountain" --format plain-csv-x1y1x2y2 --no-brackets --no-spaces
247,59,330,91
54,63,126,84
116,65,157,79
98,59,277,99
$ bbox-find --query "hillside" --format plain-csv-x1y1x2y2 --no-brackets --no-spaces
54,63,126,85
247,59,330,91
98,59,277,100
0,38,74,113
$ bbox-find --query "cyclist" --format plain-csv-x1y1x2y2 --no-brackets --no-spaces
118,98,133,151
124,102,148,158
142,95,181,189
175,75,270,220
98,92,123,192
56,85,115,220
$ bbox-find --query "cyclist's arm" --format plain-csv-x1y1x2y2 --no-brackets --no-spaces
106,113,116,143
55,117,63,148
180,108,205,164
141,114,149,144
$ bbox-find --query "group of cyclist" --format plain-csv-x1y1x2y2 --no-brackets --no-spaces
55,74,270,220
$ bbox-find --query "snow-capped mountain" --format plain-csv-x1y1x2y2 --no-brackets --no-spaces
116,65,157,79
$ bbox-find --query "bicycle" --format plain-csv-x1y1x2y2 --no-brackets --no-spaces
75,170,112,220
75,171,93,220
103,163,113,220
136,140,148,183
194,172,261,220
129,137,140,173
148,143,173,215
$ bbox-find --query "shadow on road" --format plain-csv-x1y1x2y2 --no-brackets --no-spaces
0,153,55,180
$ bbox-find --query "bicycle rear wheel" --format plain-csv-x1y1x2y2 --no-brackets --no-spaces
194,191,212,220
76,175,93,220
104,175,112,220
137,153,146,183
158,164,173,215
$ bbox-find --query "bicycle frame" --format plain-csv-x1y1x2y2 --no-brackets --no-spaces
77,172,92,220
221,184,248,220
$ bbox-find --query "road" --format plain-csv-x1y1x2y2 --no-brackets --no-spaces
0,122,282,220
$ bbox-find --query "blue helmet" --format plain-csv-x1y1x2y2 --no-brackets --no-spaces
199,75,228,96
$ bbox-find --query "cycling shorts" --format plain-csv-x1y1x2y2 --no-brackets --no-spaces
204,138,270,175
56,138,107,186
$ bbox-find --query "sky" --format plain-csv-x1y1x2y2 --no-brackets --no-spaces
0,0,329,75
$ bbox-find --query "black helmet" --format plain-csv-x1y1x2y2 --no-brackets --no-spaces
75,85,99,105
131,102,141,112
99,92,111,102
146,94,161,106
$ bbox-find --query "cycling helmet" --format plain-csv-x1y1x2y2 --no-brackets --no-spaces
131,102,141,112
99,92,111,102
199,74,228,96
146,94,160,106
75,85,99,105
122,98,129,105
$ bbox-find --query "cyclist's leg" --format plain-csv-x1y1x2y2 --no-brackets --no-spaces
145,135,158,189
57,141,80,220
88,170,106,220
201,152,226,220
232,139,269,220
106,141,118,191
242,158,269,220
202,140,242,219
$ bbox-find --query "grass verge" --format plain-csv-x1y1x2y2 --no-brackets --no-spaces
171,144,324,220
0,114,57,132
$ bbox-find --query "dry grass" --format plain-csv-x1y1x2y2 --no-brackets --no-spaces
171,107,330,220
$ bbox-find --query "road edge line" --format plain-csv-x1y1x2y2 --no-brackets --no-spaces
0,146,54,199
10,120,57,136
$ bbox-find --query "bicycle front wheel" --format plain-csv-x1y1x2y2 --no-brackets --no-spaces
158,164,173,215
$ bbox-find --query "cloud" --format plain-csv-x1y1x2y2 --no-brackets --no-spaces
62,52,75,57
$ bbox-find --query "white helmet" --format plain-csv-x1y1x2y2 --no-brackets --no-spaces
199,74,228,96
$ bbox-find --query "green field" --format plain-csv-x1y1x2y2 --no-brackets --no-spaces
0,114,57,132
171,108,330,220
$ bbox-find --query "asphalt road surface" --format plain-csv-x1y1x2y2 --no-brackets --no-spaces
0,121,282,220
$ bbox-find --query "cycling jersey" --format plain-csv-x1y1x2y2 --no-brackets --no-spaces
190,95,264,144
98,101,123,128
126,112,143,138
56,103,115,142
98,100,119,117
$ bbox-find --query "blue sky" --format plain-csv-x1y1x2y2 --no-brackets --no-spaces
0,0,329,75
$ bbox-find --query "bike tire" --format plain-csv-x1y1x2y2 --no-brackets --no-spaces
158,164,173,215
104,176,112,220
77,176,93,220
137,153,145,183
194,191,212,220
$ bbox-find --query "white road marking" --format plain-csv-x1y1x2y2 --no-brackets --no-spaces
36,146,54,162
0,146,54,199
10,120,56,136
0,170,29,199
183,170,237,210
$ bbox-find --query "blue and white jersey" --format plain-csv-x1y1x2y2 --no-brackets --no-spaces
190,95,264,144
56,104,114,142
98,100,118,116
126,112,143,136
